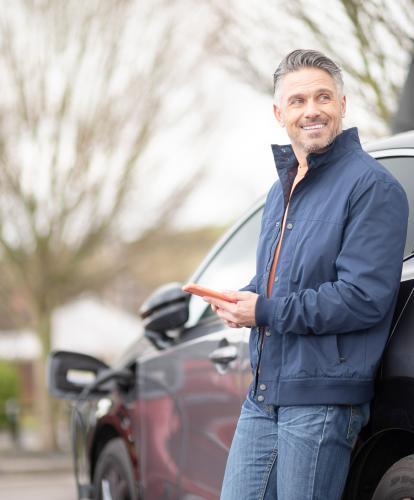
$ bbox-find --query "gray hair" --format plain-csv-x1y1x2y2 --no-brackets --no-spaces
273,49,344,101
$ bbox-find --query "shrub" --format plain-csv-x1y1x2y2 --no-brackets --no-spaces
0,361,19,428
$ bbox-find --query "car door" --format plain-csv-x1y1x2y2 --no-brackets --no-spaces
136,207,262,500
368,152,414,431
341,152,414,498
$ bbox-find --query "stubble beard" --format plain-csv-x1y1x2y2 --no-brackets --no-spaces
300,123,342,155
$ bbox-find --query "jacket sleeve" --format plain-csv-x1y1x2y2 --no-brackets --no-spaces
240,275,257,293
255,179,409,335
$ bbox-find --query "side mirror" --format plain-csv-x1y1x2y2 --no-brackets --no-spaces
48,350,130,400
140,282,189,348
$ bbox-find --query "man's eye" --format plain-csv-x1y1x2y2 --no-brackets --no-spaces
319,94,331,101
290,98,303,104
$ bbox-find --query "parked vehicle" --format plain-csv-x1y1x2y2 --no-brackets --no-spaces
49,129,414,500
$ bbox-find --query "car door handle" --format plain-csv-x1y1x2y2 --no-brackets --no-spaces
209,345,238,365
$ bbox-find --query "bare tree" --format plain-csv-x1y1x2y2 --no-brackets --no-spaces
205,0,414,136
0,0,212,450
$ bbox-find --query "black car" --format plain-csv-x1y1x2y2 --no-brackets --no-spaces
49,129,414,500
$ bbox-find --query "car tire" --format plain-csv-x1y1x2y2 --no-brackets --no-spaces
371,454,414,500
93,438,138,500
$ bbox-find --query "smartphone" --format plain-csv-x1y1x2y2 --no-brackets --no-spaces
182,283,238,303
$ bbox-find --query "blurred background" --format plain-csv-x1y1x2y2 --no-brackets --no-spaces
0,0,413,495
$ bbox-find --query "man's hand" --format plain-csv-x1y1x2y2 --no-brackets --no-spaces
203,290,258,328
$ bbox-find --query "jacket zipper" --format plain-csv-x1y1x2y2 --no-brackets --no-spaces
267,170,308,282
256,217,282,395
253,168,312,397
254,174,308,397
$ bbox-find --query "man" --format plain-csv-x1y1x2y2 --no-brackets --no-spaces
203,49,409,500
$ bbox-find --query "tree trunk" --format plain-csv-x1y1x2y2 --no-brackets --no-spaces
33,309,58,451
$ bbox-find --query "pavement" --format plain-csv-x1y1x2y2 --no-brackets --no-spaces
0,430,78,500
0,433,77,499
0,450,73,475
0,429,72,473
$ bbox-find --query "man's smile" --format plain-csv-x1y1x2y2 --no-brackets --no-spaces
301,123,327,131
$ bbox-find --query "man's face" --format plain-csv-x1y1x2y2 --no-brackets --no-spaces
273,67,346,157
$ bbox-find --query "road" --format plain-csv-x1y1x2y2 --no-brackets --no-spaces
0,471,77,499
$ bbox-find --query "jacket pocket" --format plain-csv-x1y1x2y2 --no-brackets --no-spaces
336,335,346,363
282,333,341,378
336,333,367,377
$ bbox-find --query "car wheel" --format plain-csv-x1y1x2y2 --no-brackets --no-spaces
371,454,414,500
93,438,138,500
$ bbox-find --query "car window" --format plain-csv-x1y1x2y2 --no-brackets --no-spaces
376,156,414,257
186,208,262,327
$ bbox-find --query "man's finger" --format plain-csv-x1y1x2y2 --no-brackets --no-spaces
227,321,241,328
203,296,236,311
231,290,255,301
216,309,240,325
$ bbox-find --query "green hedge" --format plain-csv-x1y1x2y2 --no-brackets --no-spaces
0,361,19,428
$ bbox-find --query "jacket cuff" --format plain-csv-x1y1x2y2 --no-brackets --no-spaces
255,295,278,327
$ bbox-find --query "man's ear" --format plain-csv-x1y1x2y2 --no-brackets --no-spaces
341,95,346,117
273,103,284,127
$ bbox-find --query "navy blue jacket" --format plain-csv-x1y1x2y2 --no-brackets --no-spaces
244,128,408,406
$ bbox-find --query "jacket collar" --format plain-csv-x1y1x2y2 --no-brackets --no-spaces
271,127,362,174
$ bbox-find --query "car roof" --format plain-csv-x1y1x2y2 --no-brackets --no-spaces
364,129,414,152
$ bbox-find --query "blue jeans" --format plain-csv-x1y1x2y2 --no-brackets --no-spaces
221,395,370,500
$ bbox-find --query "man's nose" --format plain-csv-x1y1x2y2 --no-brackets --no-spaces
304,100,321,118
